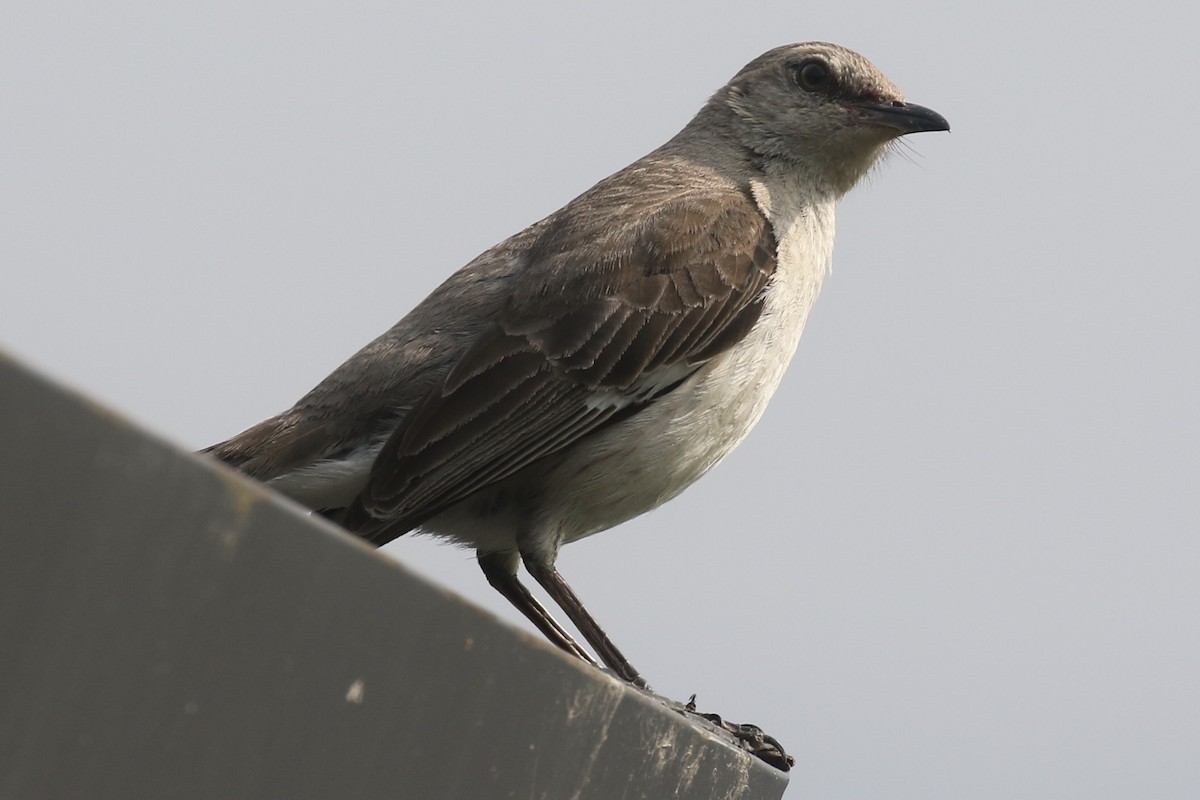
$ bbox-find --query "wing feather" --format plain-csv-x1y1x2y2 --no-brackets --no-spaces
346,185,777,542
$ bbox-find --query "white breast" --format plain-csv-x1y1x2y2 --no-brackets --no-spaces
304,176,839,557
537,177,837,545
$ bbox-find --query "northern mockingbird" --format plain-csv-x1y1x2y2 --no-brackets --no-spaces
205,42,948,689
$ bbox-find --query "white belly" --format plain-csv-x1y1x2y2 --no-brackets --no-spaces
544,212,832,543
282,180,838,558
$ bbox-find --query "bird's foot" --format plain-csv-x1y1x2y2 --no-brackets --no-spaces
626,672,651,692
678,694,794,772
597,666,652,692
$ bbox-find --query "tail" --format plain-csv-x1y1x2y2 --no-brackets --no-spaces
201,411,327,483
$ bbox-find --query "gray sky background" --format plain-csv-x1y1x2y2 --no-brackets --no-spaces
4,2,1198,797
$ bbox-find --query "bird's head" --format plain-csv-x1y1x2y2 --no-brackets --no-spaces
715,42,949,196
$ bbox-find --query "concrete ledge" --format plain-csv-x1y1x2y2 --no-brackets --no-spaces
0,352,788,799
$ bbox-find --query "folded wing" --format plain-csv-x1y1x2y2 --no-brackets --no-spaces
346,187,776,542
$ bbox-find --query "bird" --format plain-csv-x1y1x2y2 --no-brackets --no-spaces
204,42,949,689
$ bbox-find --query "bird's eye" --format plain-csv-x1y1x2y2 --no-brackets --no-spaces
791,60,832,93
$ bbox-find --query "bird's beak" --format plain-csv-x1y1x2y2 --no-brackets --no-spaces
850,100,951,135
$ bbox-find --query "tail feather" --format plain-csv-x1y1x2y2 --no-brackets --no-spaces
201,412,328,482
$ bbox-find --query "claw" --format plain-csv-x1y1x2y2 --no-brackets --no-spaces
673,697,794,772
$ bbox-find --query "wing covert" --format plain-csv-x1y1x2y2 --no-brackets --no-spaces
347,188,777,541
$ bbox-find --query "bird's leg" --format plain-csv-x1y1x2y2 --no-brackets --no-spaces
522,558,649,690
477,550,598,666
